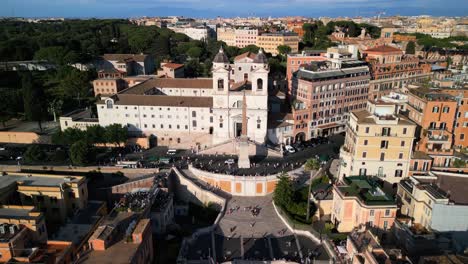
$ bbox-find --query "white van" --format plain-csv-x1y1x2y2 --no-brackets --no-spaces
167,149,177,155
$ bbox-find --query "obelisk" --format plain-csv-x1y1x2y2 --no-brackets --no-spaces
238,92,250,168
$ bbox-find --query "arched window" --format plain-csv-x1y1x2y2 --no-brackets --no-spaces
106,100,113,109
257,78,263,90
217,79,224,91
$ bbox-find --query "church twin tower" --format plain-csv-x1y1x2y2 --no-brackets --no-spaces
211,47,269,144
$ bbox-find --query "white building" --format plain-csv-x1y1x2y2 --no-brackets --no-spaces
95,48,270,147
168,26,209,41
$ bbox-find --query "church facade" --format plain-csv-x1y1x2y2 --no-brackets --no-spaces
95,48,270,147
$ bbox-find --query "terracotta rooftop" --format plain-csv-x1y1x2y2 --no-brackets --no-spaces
234,51,257,61
161,63,184,69
364,45,403,53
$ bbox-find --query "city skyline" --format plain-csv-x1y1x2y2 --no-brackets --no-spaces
2,0,467,18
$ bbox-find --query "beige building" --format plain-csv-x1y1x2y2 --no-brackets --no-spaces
217,27,236,47
398,173,468,232
339,100,416,185
257,32,299,55
0,172,88,225
0,205,47,243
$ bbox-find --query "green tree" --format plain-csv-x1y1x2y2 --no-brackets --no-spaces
69,140,95,166
187,46,203,59
105,124,127,146
24,145,46,163
239,45,260,54
453,159,466,168
277,45,292,61
273,172,294,209
406,41,416,54
86,125,106,144
22,73,47,132
304,158,321,221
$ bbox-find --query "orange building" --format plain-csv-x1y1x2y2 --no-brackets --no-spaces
362,45,432,99
332,176,397,232
406,87,458,166
286,20,306,38
439,88,468,149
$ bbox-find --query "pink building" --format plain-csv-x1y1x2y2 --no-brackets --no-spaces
331,176,397,232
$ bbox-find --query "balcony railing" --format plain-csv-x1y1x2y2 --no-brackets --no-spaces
428,135,449,142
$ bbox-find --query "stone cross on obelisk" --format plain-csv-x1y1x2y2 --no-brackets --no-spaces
238,91,250,168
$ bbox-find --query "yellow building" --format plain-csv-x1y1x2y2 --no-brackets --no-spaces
256,32,299,55
339,100,416,185
0,172,88,225
0,205,47,242
216,27,236,47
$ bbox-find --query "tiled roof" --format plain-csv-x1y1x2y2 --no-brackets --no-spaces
103,94,213,108
162,63,184,69
234,52,256,61
121,78,212,94
364,45,403,53
103,53,149,62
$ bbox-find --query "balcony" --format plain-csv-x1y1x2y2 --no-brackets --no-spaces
407,103,423,113
428,135,449,142
426,148,454,155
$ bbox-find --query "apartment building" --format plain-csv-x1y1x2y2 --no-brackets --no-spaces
362,45,432,99
0,205,47,243
216,27,236,46
405,87,458,167
286,50,326,82
0,172,88,226
339,100,416,185
439,88,468,149
398,173,468,232
235,28,258,48
100,54,155,76
286,20,306,38
290,61,370,141
256,32,299,55
332,176,397,232
157,62,185,78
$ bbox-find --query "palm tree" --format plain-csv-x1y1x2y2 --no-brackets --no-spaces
304,158,321,221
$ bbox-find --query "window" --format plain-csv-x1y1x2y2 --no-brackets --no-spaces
257,78,263,90
380,153,385,161
401,140,405,147
382,127,391,136
362,152,367,158
217,79,224,90
365,127,369,133
432,106,439,113
395,169,403,177
383,220,388,230
403,128,407,134
359,168,367,176
440,122,446,129
219,122,223,128
442,106,450,113
364,140,368,145
370,210,374,216
461,134,465,140
192,111,196,118
380,140,389,149
399,153,403,159
385,209,391,216
192,120,197,127
106,100,113,109
243,73,248,80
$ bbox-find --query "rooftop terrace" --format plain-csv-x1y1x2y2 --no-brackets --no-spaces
337,176,396,206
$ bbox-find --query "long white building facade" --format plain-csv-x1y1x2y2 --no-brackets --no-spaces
96,48,269,147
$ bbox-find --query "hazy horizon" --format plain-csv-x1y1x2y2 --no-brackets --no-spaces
2,0,467,19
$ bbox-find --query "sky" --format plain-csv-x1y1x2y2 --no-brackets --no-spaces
1,0,467,18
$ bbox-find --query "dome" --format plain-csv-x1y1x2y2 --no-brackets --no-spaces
213,47,229,64
253,49,268,64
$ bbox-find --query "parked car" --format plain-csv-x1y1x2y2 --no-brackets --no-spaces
285,145,296,153
225,158,235,165
167,149,177,155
